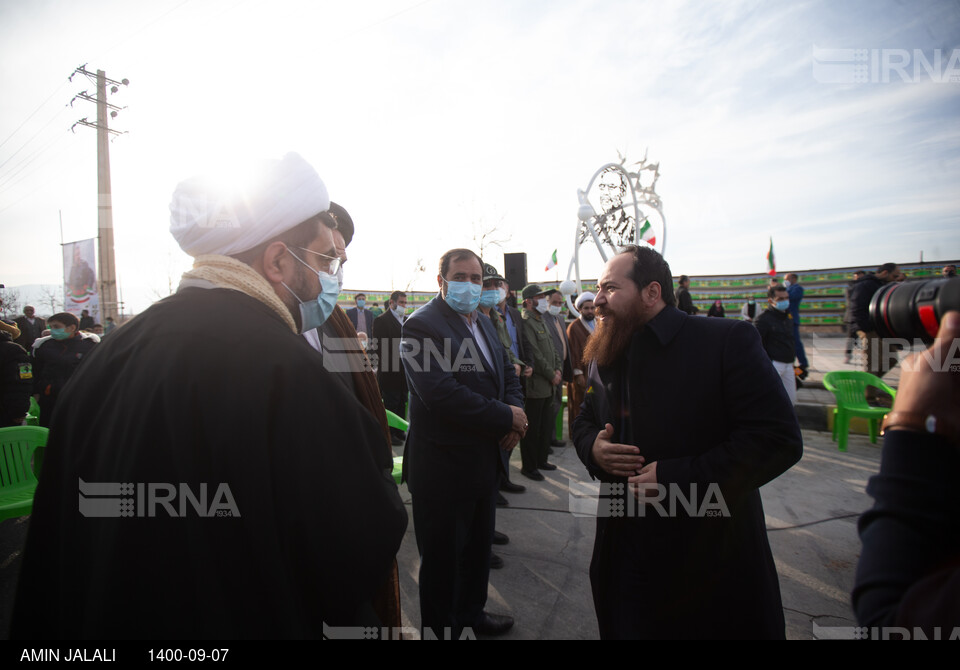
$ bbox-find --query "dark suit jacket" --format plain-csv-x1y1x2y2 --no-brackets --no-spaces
401,295,523,501
14,316,45,351
573,305,802,639
371,311,407,395
344,307,373,335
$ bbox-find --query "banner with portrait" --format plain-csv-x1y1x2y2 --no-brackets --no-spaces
63,238,99,319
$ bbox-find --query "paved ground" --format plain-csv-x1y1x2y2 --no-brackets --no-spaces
389,426,880,640
0,334,901,640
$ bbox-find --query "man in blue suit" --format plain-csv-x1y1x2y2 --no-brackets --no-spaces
401,248,527,638
784,272,808,378
344,293,374,336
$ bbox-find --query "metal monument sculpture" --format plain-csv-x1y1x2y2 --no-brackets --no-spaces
562,151,666,314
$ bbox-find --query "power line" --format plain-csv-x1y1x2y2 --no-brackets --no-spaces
0,78,71,154
0,128,73,195
0,104,74,185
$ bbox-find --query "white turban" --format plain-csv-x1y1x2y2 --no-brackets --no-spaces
575,292,596,309
169,152,329,257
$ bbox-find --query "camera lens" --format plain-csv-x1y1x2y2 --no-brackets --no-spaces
869,277,960,343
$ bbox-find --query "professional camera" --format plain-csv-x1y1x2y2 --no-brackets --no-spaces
869,277,960,344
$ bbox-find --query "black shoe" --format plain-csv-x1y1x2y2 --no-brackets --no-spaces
496,492,509,507
551,439,567,447
520,468,544,481
547,447,555,455
489,553,504,570
499,479,526,494
474,611,514,636
493,530,509,545
538,462,557,471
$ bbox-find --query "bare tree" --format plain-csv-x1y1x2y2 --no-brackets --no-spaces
472,216,511,262
0,287,23,319
404,257,427,292
37,285,63,316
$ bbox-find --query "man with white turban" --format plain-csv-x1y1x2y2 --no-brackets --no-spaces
567,292,596,426
12,153,408,639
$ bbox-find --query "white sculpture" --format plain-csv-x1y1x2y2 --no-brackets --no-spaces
566,150,666,315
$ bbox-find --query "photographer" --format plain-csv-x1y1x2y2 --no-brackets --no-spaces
852,310,960,631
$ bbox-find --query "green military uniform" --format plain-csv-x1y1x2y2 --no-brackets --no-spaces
486,307,523,369
520,307,561,476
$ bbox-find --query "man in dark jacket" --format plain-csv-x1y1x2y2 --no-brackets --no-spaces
755,285,797,405
345,293,374,336
0,320,32,427
573,245,802,639
848,263,899,392
31,312,98,427
675,275,698,315
14,306,45,352
401,248,525,638
372,290,408,445
843,270,866,362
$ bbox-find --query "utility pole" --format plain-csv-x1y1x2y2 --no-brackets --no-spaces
70,65,128,322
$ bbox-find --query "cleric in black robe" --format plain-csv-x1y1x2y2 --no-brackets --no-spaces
11,153,407,639
573,245,802,639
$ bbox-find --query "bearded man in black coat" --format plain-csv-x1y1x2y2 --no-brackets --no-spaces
573,245,802,639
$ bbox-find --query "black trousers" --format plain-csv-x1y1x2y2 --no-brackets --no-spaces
413,486,496,638
520,395,552,472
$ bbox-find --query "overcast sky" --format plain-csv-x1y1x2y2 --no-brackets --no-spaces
1,0,958,314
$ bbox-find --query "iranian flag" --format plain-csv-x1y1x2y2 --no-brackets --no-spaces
639,218,656,246
544,249,558,271
766,237,776,276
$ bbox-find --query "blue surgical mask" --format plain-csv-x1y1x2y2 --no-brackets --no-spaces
356,299,366,309
284,249,341,332
442,279,482,314
50,327,70,340
775,299,790,311
479,289,500,309
783,280,791,288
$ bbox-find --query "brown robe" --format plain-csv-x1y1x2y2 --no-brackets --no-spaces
327,306,403,631
566,317,592,428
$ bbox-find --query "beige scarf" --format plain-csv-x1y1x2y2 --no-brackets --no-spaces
181,255,297,333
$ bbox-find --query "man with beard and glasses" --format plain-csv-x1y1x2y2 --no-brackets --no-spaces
12,153,407,639
572,245,802,639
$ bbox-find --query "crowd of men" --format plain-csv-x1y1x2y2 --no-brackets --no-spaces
1,151,956,640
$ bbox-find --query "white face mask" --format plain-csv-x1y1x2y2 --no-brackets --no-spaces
547,304,561,317
535,298,548,314
783,280,791,288
392,305,406,320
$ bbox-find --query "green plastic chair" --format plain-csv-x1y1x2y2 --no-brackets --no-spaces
0,426,49,522
823,371,896,452
385,410,408,484
25,397,40,426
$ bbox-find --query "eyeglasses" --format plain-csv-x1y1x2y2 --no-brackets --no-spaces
297,247,342,275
